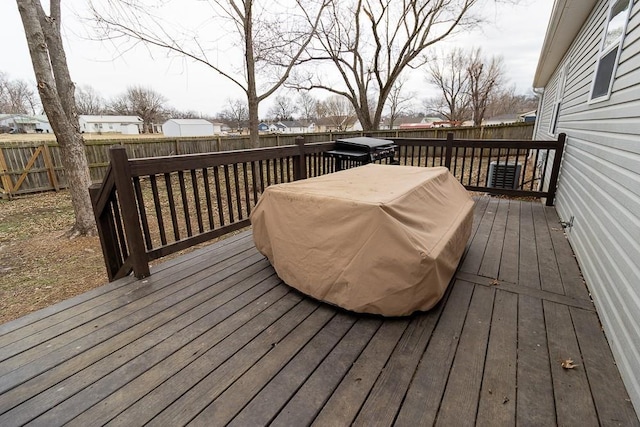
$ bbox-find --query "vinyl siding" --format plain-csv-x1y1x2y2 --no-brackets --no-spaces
534,0,640,413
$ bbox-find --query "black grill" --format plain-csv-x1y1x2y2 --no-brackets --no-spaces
325,137,397,171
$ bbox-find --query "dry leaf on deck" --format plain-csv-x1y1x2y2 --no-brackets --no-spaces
561,359,578,369
490,279,500,286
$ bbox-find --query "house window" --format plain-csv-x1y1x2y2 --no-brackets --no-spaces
549,64,568,135
590,0,632,101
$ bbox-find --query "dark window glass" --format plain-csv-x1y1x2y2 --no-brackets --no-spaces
550,103,561,134
592,48,618,99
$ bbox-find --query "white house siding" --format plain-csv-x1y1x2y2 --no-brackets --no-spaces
79,115,142,134
534,0,640,412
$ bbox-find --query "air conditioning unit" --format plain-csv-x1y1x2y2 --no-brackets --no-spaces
488,161,522,189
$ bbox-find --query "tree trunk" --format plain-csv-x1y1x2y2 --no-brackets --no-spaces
17,0,96,236
244,0,260,148
356,93,374,131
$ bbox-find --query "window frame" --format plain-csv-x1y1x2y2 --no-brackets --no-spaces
589,0,633,103
548,64,568,136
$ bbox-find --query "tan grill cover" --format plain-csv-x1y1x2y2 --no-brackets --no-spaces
250,164,474,316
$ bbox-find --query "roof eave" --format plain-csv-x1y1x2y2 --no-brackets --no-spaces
533,0,599,88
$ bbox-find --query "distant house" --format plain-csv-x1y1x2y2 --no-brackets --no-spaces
379,116,427,130
257,122,282,134
79,115,142,134
209,122,225,134
398,122,433,130
162,119,215,137
533,0,640,413
315,116,360,132
273,122,287,133
258,121,314,134
483,114,521,126
0,114,52,133
421,117,447,125
519,110,537,123
277,120,314,133
483,112,536,126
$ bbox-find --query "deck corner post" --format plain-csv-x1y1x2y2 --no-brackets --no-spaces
444,132,454,170
294,136,307,181
546,132,566,206
89,183,121,281
109,146,150,278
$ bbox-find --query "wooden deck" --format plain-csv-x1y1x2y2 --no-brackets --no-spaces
0,197,637,426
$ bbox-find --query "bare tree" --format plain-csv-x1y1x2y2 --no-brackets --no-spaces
484,86,538,118
0,73,8,112
385,78,415,129
317,95,356,130
425,47,506,124
0,72,40,114
296,91,317,122
163,107,202,119
467,48,503,125
220,98,249,131
108,85,167,132
268,94,298,121
75,84,106,115
293,0,478,131
90,0,328,147
16,0,95,236
425,48,471,122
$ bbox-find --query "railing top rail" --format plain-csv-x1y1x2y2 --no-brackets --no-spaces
126,143,320,177
390,137,561,149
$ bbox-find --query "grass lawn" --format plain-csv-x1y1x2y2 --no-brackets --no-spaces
0,188,245,325
0,191,105,324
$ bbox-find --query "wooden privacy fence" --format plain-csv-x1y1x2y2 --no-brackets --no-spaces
0,143,62,197
91,132,564,281
0,123,533,198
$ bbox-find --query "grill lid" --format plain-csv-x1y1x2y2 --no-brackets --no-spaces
335,137,393,151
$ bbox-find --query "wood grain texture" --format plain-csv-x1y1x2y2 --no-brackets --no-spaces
435,285,495,426
1,200,637,427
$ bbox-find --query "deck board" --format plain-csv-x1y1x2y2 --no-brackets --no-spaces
394,281,474,426
0,196,637,426
312,320,408,426
497,199,520,283
435,284,494,426
352,301,444,427
518,199,542,290
476,289,518,426
544,300,600,426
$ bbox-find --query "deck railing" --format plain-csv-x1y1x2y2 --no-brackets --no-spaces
392,133,565,200
90,133,565,281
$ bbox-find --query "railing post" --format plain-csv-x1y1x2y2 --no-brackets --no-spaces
294,136,307,181
546,133,566,206
444,132,454,170
110,146,150,278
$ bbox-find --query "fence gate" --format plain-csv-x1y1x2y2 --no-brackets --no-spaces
0,144,60,198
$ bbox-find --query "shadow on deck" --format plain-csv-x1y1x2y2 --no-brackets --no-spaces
0,197,637,426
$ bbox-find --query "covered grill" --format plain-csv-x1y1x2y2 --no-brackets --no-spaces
325,136,397,171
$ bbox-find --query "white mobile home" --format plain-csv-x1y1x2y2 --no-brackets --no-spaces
533,0,640,413
79,115,142,134
162,119,215,137
0,114,53,133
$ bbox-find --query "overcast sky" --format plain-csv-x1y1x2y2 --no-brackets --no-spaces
1,0,554,117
